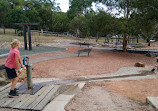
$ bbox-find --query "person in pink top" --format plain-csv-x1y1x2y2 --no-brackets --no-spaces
5,39,24,98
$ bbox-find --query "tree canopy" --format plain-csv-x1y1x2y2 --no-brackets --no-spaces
0,0,158,50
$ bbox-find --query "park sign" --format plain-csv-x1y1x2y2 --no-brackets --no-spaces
13,23,40,50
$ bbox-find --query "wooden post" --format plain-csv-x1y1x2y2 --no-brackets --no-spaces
26,65,33,90
14,23,40,50
23,25,27,50
27,24,32,50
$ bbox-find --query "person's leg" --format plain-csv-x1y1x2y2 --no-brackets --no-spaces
10,77,19,90
8,77,19,97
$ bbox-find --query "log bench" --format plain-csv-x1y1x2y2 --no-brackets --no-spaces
76,48,92,57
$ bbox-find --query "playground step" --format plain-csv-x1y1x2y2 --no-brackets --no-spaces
146,97,158,110
43,83,85,111
0,81,84,111
0,83,61,111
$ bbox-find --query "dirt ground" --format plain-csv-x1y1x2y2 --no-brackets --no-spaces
102,79,158,103
30,46,157,110
1,43,158,111
65,81,156,111
33,49,155,79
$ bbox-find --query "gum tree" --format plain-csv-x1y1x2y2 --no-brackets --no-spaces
0,0,10,34
94,0,136,51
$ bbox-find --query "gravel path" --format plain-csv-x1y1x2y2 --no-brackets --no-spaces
65,83,155,111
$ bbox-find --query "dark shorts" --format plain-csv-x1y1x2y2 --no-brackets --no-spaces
5,67,17,79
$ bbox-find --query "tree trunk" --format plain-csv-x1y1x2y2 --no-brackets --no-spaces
3,27,5,34
122,7,129,52
15,29,17,35
2,24,5,34
137,37,139,43
123,34,127,52
96,36,99,42
147,38,150,46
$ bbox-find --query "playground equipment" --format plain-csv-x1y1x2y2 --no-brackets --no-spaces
23,56,33,89
14,23,40,50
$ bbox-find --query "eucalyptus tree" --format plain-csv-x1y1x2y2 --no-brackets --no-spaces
67,0,93,19
0,0,10,34
37,8,52,31
69,15,89,37
52,12,70,32
7,0,24,9
23,0,42,11
91,10,114,42
133,0,158,46
93,0,139,51
38,0,56,11
8,8,29,24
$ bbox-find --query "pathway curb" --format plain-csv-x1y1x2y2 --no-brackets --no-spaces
147,97,158,111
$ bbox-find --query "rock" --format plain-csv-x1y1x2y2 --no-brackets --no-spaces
0,70,9,86
0,64,5,70
134,62,145,67
0,70,8,81
36,44,40,47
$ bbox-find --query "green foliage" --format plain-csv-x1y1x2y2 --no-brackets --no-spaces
7,0,24,9
67,0,93,19
69,15,89,37
92,11,114,36
134,0,158,20
26,10,41,23
38,0,56,11
8,9,29,24
23,0,42,10
1,0,158,39
0,0,10,24
38,8,52,30
52,12,70,32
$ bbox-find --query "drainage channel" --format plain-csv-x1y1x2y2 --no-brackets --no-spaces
37,71,156,86
18,70,156,94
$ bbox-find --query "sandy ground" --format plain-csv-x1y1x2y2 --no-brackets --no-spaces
65,81,155,111
0,46,158,111
33,50,155,79
99,79,158,103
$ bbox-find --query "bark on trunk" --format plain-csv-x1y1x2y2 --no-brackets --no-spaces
137,37,139,43
96,36,99,42
123,34,127,52
2,24,5,34
3,27,5,34
147,38,150,46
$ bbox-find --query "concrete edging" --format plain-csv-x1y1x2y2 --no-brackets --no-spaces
0,53,8,59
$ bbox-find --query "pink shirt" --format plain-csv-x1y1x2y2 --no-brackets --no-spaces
5,48,20,69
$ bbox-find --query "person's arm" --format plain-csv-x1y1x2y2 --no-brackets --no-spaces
15,56,21,73
19,58,24,68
